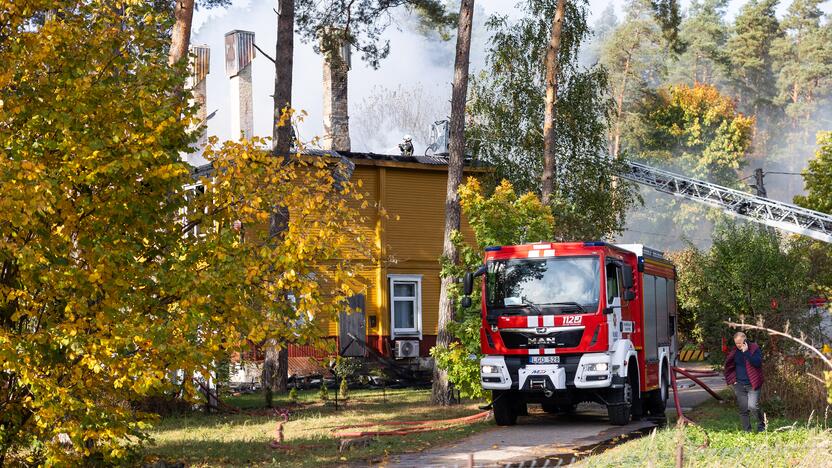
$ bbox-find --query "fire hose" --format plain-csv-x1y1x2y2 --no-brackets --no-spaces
270,367,723,448
333,410,492,438
268,409,492,449
669,366,723,427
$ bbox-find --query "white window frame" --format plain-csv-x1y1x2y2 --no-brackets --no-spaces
182,182,208,238
388,274,423,340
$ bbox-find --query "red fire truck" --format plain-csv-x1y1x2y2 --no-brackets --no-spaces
461,242,678,425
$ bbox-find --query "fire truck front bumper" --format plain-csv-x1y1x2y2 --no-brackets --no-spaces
480,356,513,390
480,356,568,391
480,354,614,391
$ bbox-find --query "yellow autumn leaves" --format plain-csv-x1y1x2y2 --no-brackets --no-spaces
0,2,373,465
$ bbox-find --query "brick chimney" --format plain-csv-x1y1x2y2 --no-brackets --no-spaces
321,31,351,151
188,44,210,154
225,30,255,141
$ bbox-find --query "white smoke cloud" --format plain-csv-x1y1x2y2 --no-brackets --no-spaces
189,0,629,155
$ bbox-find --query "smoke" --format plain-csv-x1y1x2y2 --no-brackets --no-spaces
351,83,449,154
188,0,503,157
189,0,621,159
761,104,832,203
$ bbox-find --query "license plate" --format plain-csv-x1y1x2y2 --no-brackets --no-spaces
530,356,559,364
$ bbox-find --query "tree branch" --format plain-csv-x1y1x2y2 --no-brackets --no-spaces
725,320,832,370
252,42,275,64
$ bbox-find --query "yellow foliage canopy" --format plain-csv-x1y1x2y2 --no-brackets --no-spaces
0,1,372,464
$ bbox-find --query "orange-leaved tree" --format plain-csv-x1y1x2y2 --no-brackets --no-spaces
0,1,371,464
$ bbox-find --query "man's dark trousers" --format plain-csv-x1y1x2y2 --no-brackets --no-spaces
733,382,764,432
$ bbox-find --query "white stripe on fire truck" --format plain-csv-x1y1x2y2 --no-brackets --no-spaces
527,315,540,327
544,348,557,355
528,348,540,355
542,315,555,327
527,250,541,257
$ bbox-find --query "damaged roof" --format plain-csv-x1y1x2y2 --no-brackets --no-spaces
190,149,487,180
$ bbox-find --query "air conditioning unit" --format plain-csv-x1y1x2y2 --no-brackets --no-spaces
394,340,420,359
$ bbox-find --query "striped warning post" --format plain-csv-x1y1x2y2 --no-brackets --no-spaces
679,345,705,361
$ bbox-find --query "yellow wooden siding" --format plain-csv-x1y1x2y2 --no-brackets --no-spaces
347,166,380,255
320,165,382,336
377,168,479,336
322,265,380,336
320,164,483,339
384,169,477,263
384,169,446,264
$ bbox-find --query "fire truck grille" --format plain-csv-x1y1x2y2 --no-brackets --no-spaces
499,329,584,349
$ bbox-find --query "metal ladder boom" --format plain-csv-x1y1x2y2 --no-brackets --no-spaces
620,161,832,244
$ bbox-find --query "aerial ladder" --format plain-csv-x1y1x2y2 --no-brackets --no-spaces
620,161,832,244
619,161,832,426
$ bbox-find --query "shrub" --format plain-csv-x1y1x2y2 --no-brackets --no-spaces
761,354,829,419
339,378,350,401
319,381,329,402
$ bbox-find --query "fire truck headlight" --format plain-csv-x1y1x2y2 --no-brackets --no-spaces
584,362,609,372
481,365,499,374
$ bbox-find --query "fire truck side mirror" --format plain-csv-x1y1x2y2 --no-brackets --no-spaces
624,290,636,301
622,265,634,289
463,272,474,296
461,296,472,308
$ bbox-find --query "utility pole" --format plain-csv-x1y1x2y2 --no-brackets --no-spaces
750,168,767,198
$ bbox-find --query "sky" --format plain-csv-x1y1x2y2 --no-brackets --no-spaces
191,0,831,157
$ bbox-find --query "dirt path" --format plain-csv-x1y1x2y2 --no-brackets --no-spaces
386,370,726,467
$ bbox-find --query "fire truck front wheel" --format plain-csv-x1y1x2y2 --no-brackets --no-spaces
607,367,638,425
492,390,518,426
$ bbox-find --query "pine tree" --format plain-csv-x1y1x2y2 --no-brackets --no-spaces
725,0,781,150
772,0,832,146
583,4,618,66
433,0,475,407
600,0,666,159
766,0,832,198
667,0,729,87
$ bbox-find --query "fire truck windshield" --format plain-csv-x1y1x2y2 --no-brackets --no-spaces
485,256,601,313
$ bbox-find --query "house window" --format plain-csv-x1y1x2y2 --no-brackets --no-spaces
182,182,207,238
389,275,422,339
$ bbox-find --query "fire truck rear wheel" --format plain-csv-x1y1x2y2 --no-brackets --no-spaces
492,390,518,426
646,364,669,416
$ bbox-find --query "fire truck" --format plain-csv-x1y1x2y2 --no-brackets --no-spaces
461,242,677,426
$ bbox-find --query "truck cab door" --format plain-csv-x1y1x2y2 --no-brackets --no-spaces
605,263,624,348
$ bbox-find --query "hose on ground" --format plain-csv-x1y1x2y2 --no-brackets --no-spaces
334,410,492,438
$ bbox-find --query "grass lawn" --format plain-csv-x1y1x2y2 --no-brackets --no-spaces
575,392,832,467
142,387,492,467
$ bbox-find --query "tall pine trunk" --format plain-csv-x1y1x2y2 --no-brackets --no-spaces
272,0,295,154
262,343,289,407
611,48,633,160
432,0,474,406
169,0,195,65
541,0,566,205
262,1,296,407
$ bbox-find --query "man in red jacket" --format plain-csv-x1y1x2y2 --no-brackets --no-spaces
724,331,765,432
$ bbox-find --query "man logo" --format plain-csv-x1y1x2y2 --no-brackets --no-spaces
528,336,558,345
536,327,548,335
